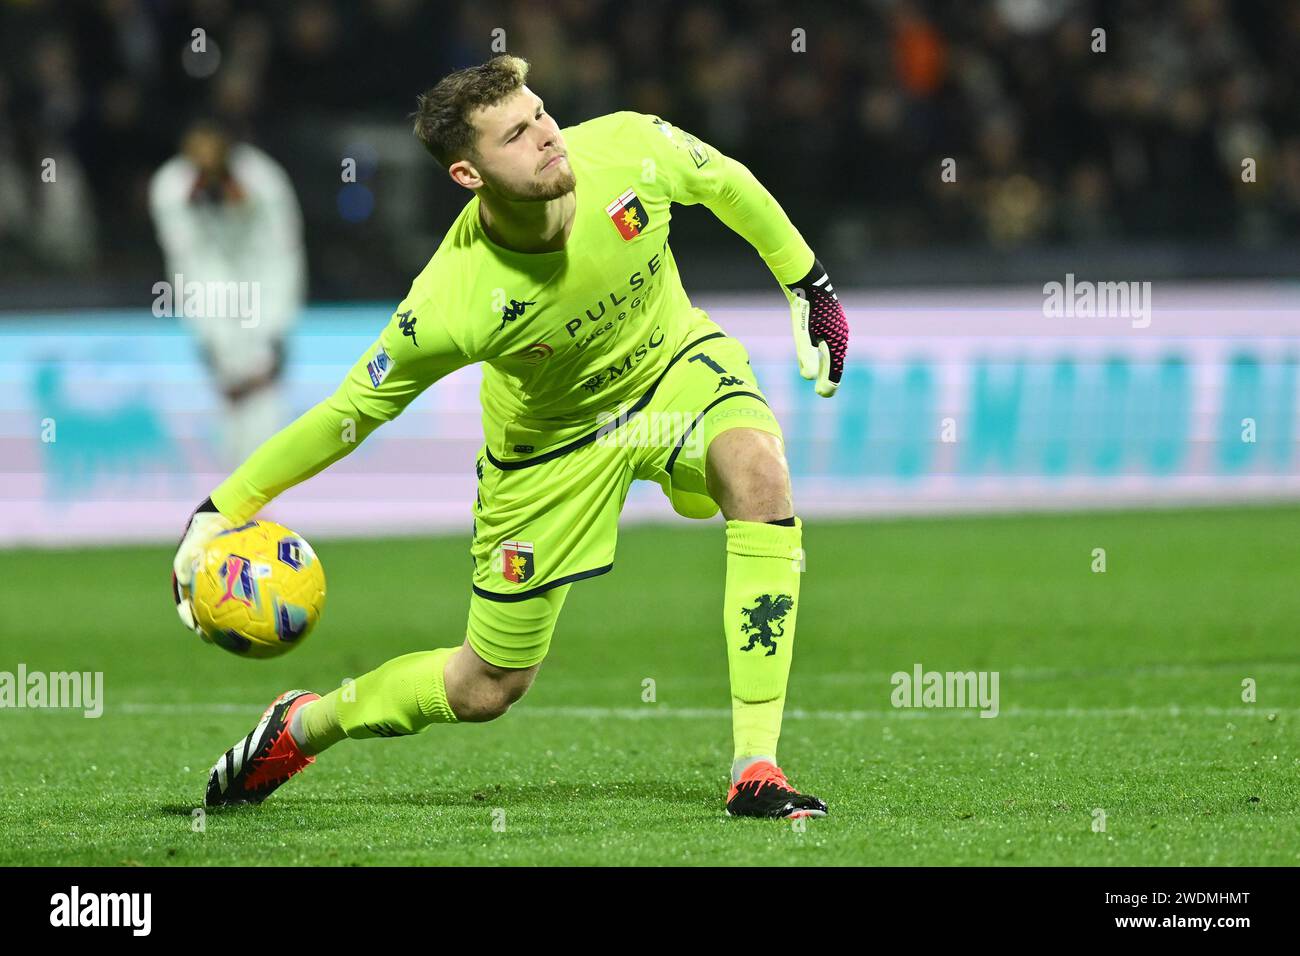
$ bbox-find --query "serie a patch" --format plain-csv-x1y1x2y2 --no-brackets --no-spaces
606,188,649,240
500,540,535,583
650,117,710,168
367,346,393,387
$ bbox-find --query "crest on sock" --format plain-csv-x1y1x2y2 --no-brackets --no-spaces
738,593,794,657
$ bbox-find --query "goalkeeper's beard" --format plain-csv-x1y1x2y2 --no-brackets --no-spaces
484,163,576,202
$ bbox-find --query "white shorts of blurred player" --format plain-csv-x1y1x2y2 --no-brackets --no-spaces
220,377,286,467
196,331,289,468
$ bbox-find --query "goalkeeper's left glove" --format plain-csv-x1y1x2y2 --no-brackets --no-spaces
784,257,849,398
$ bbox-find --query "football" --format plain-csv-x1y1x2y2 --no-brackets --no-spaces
189,520,326,658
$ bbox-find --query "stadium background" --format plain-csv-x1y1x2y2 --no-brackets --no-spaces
1,0,1298,869
2,0,1299,544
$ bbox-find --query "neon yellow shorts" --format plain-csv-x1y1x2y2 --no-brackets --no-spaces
465,310,783,667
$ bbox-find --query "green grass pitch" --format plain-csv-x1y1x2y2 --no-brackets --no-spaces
1,505,1297,866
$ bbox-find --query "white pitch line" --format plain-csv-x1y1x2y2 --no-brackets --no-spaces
105,702,1280,720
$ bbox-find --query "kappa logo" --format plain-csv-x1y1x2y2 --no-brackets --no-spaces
687,352,746,392
738,593,794,657
497,298,537,332
397,309,418,347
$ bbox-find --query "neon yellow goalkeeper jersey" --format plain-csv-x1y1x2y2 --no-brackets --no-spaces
212,110,814,521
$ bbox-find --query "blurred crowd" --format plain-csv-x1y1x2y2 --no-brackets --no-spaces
2,0,1300,299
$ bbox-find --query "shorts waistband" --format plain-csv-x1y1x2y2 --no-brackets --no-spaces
483,330,727,471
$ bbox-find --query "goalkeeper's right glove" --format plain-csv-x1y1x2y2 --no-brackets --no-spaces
171,497,236,633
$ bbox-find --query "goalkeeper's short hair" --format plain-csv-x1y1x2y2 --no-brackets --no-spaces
411,55,530,168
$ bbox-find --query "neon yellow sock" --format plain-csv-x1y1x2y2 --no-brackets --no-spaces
297,647,458,754
723,517,803,764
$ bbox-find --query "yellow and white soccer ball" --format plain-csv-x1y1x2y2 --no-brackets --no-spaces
189,520,326,659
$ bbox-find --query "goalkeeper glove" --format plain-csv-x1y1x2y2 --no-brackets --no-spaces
171,497,236,634
784,257,849,398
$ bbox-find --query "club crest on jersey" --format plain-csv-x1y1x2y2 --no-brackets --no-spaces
500,540,535,584
367,346,393,387
606,188,649,241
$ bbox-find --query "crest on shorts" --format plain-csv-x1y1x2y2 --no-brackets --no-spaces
606,188,648,240
500,540,535,584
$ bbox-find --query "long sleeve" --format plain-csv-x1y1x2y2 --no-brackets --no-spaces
628,112,815,285
210,297,473,522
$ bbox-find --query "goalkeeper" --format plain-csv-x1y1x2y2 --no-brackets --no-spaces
177,56,849,819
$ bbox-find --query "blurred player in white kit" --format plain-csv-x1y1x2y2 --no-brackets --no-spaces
149,120,306,466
